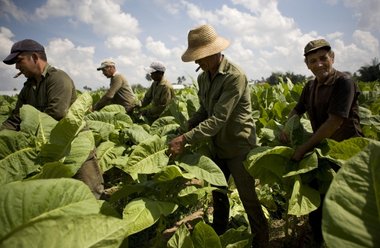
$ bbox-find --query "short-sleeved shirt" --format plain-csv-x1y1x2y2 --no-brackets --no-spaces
94,72,136,112
183,57,256,159
1,64,76,130
294,69,363,141
141,78,175,119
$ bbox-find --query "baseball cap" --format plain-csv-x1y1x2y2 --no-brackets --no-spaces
3,39,45,65
97,60,115,70
145,61,166,73
304,39,331,56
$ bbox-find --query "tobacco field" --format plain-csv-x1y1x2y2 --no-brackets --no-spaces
0,80,379,248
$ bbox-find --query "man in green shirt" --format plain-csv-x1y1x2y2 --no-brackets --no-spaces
168,24,269,247
138,61,175,123
94,60,136,114
2,39,104,199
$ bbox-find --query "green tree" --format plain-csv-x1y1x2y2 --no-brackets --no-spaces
266,72,306,85
177,76,186,84
355,58,380,82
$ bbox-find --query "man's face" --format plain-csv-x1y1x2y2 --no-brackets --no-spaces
101,66,114,78
15,52,38,78
305,49,334,80
195,54,216,72
150,71,163,81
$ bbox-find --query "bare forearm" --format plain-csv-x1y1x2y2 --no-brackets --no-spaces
293,114,343,160
94,96,112,110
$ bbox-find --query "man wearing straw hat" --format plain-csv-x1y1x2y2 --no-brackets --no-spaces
168,24,269,247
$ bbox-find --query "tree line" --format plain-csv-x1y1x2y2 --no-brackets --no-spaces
82,57,380,91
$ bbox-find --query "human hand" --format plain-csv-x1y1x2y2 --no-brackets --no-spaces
168,135,187,157
292,145,308,161
279,129,290,144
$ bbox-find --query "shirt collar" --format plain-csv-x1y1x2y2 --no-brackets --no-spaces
216,55,228,75
315,68,337,86
41,63,51,78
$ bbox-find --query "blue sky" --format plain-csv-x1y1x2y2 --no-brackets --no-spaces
0,0,379,91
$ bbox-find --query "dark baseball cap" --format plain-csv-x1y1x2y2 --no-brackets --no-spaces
3,39,45,65
304,39,331,56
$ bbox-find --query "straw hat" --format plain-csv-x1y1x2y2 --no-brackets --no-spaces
181,24,230,62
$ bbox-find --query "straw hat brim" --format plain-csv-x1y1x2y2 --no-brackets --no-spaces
181,37,230,62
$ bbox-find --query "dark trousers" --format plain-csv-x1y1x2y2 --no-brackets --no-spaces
212,154,269,247
73,150,104,199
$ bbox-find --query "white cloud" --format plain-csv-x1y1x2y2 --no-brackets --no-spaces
45,38,103,90
352,30,379,54
105,35,142,51
35,0,74,18
35,0,140,36
0,26,14,57
145,36,172,57
0,26,19,90
0,0,28,22
155,0,181,15
180,0,313,78
326,31,379,73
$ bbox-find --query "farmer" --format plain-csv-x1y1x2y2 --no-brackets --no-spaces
1,39,104,199
136,61,175,123
280,38,363,245
168,24,269,247
94,60,136,114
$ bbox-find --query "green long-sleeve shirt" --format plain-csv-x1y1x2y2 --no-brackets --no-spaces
141,78,175,119
183,57,256,159
1,64,76,130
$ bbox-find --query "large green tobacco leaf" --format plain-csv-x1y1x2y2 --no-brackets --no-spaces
320,137,370,162
0,179,98,239
191,221,222,248
63,130,95,166
219,226,251,248
34,130,95,178
168,99,189,129
323,140,380,248
1,214,127,248
0,130,34,159
287,176,320,216
0,149,39,185
86,119,116,142
123,124,152,144
0,178,128,248
99,104,126,113
123,197,178,236
124,135,168,179
153,165,184,182
30,161,73,178
38,93,91,162
244,146,294,185
283,151,318,177
19,105,58,145
0,130,39,185
85,108,133,129
97,141,126,172
177,153,227,187
177,186,210,207
282,114,311,147
150,116,180,137
167,224,194,248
